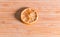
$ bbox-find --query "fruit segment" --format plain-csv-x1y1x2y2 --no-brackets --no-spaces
21,8,38,24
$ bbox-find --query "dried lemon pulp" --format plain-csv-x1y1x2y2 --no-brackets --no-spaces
21,8,38,24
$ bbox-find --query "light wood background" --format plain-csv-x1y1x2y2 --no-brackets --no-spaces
0,0,60,37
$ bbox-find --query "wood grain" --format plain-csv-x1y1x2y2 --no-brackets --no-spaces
0,0,60,37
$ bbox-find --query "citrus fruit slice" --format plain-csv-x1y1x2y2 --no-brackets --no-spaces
21,8,38,24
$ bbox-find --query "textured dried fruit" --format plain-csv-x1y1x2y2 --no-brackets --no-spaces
21,8,38,24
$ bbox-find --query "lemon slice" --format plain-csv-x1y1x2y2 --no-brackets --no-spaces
21,8,38,24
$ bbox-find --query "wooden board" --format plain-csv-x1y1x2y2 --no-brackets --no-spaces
0,0,60,37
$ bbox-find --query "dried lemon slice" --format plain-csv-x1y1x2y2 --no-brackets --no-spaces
21,8,38,24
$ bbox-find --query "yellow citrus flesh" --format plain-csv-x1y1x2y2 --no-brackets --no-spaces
21,8,38,24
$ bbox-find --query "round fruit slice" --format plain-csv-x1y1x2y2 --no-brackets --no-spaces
21,8,38,24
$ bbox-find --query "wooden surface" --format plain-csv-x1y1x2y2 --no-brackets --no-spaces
0,0,60,37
